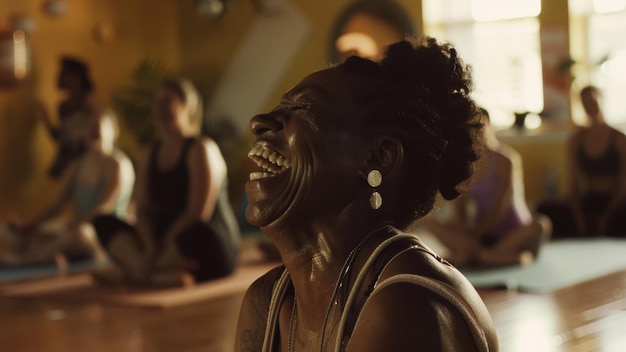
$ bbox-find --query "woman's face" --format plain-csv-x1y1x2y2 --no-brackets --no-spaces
581,89,602,122
245,68,367,229
57,69,83,91
153,86,188,131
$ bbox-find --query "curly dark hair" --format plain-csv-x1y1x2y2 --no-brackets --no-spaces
58,56,94,92
337,37,482,227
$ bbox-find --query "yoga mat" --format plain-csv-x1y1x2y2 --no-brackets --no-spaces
461,238,626,293
0,259,110,284
1,262,279,309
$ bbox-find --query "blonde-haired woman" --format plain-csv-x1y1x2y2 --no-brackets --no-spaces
93,78,241,286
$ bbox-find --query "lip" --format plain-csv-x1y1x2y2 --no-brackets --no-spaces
247,142,291,181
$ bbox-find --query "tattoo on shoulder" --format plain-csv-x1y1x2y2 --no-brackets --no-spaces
240,329,260,352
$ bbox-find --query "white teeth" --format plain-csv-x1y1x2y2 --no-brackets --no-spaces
249,172,273,180
247,145,290,173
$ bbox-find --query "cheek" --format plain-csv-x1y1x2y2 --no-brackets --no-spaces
322,133,362,170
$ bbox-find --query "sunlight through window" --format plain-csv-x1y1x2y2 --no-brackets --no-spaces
593,0,626,13
423,0,543,129
471,0,541,21
572,0,626,125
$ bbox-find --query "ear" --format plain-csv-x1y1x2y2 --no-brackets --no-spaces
360,135,404,178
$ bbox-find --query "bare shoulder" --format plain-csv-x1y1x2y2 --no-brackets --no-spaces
188,137,225,163
348,238,498,351
350,281,491,351
195,136,219,153
236,265,284,352
243,264,283,309
111,149,136,180
378,242,491,315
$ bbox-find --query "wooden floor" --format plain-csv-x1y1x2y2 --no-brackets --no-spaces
1,269,626,351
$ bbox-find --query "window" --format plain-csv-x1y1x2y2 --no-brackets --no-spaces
423,0,543,130
570,0,626,125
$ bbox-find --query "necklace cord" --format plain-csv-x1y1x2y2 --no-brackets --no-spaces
334,232,418,350
318,225,389,352
287,297,297,352
286,225,393,352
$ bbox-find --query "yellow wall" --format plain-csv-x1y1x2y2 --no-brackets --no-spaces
0,0,180,218
176,0,422,106
500,133,569,208
0,0,574,219
175,0,423,206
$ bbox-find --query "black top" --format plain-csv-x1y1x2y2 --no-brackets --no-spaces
578,130,621,179
147,138,195,241
146,137,240,247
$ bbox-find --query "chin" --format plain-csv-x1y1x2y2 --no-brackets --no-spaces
245,187,279,228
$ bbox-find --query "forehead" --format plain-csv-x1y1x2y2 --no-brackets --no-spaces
284,68,352,101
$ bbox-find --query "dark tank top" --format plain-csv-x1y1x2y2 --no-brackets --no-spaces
147,138,240,245
578,130,620,178
148,138,195,241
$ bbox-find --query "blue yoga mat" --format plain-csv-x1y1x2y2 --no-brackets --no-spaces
460,238,626,293
0,260,109,284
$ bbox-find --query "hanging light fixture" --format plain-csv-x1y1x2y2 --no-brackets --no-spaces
42,0,69,17
196,0,228,20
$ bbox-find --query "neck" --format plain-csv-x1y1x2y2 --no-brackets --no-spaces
162,128,187,145
282,221,393,352
274,216,390,327
67,89,88,101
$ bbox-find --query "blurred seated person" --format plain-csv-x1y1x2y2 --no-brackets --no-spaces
538,85,626,237
1,108,134,266
424,108,551,267
37,56,98,178
93,78,241,287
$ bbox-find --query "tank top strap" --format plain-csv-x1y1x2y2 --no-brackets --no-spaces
610,128,619,148
262,266,290,352
180,137,198,165
148,141,161,173
149,138,197,172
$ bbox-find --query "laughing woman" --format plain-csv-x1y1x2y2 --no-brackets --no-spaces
235,38,498,351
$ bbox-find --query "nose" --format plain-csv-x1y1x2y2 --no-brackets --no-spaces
250,111,284,136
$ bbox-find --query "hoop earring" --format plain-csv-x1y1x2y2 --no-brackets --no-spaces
367,170,382,210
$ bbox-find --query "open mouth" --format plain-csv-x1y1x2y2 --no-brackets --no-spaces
248,144,291,181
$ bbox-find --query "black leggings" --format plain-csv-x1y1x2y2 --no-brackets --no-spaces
93,215,238,282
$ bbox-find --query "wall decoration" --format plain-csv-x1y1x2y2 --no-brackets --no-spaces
42,0,69,17
0,30,29,88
